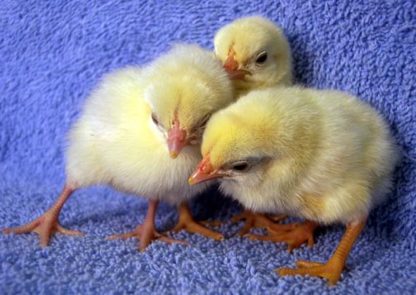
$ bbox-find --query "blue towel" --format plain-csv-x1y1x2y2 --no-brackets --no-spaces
1,0,415,293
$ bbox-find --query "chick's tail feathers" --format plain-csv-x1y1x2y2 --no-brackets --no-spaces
2,184,83,247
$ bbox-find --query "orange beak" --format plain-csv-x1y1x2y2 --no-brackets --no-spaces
223,49,249,80
188,156,225,185
167,117,187,159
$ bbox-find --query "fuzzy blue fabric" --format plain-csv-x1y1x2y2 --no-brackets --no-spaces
1,0,415,294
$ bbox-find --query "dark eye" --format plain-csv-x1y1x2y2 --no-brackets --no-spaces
231,161,250,171
255,51,268,64
151,113,159,125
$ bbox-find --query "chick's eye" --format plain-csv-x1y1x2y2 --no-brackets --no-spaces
255,51,268,64
151,113,159,125
231,161,250,172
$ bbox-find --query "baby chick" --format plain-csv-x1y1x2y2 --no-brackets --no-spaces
214,16,292,97
3,44,233,250
189,87,398,284
214,16,293,233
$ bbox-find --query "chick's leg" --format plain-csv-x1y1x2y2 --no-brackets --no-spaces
108,200,185,251
247,220,317,252
232,210,287,236
3,184,83,247
278,219,366,285
171,202,224,240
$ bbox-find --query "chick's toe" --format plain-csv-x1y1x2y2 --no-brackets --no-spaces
3,185,83,247
232,210,286,236
170,203,224,241
278,220,366,285
108,200,187,251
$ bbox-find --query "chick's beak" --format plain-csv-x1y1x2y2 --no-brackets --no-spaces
167,118,187,159
223,50,249,80
188,156,223,185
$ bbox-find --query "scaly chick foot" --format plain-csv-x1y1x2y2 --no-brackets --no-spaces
278,220,367,285
232,210,286,236
108,200,187,251
3,185,81,247
278,259,342,286
172,203,224,241
107,225,186,251
172,217,224,241
3,210,83,247
247,221,317,252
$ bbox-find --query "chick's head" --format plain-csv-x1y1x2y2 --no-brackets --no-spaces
189,94,285,186
214,16,292,92
143,44,234,158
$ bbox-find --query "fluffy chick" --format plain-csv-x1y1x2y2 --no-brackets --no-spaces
214,16,292,96
189,87,399,284
4,44,233,250
214,16,294,232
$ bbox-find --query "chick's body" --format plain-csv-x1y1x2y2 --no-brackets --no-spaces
5,44,233,249
214,88,397,224
191,87,398,284
213,16,294,233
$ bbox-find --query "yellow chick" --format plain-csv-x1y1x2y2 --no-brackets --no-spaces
189,87,399,284
214,16,293,233
3,44,233,250
214,16,292,97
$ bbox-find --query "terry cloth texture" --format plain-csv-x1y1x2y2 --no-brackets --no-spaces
1,0,415,294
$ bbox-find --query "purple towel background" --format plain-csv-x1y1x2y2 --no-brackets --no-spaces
1,0,415,293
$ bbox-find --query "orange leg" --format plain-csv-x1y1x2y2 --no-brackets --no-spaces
108,200,186,251
246,220,318,252
170,202,224,240
278,219,367,285
232,210,287,236
3,184,83,247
